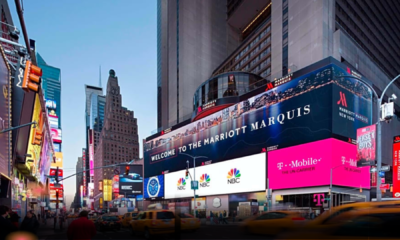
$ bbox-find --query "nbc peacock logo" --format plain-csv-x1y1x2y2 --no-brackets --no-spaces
199,174,210,187
227,168,241,184
177,178,186,190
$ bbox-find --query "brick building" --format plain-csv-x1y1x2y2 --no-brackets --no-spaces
94,70,140,202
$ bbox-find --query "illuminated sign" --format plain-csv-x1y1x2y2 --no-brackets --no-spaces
99,181,103,191
82,148,86,195
45,100,57,109
393,136,400,198
268,138,370,190
51,152,63,168
88,129,94,177
113,175,119,193
274,73,293,87
26,94,43,176
99,197,103,209
51,128,62,143
356,125,376,167
164,153,266,199
202,100,217,111
144,175,164,199
103,179,112,201
49,115,58,128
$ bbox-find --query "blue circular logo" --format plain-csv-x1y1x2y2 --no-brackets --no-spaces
147,177,160,197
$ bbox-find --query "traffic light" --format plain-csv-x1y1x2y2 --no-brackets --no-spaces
55,167,59,183
185,170,189,179
22,60,42,92
359,187,362,193
31,113,43,145
125,166,130,175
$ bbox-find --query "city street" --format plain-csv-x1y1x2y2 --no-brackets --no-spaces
37,220,269,240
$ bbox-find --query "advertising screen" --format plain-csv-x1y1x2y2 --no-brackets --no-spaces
51,128,62,143
26,94,42,176
144,64,372,178
103,180,112,201
0,49,10,176
52,152,63,168
356,125,376,167
88,129,94,177
45,100,56,109
49,115,58,129
119,165,143,195
164,153,266,199
393,136,400,198
53,143,61,152
144,175,164,199
82,148,86,195
113,175,119,193
39,128,51,184
268,138,370,190
49,168,63,177
49,187,63,200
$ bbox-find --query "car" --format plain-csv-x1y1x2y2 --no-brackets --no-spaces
122,212,139,227
129,210,175,239
178,213,200,232
95,215,121,231
241,211,305,236
279,208,400,239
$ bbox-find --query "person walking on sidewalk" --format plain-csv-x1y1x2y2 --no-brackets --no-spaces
67,211,96,240
21,211,40,235
0,206,18,240
209,211,214,225
232,210,237,223
222,210,228,224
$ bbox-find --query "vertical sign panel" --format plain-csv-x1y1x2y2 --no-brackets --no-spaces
393,136,400,198
356,125,376,167
88,129,94,177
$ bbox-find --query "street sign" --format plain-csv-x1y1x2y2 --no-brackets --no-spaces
370,167,377,173
379,171,385,178
191,181,199,190
381,165,390,172
325,198,331,201
380,184,390,190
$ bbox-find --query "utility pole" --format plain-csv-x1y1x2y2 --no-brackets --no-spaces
338,74,400,201
0,121,36,134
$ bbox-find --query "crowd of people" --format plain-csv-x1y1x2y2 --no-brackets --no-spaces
0,205,40,240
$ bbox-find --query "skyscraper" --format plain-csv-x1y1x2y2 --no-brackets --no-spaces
93,70,139,206
157,0,239,130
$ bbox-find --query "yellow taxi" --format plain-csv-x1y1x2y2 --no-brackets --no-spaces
121,212,139,227
178,213,200,232
281,208,400,239
241,211,305,236
129,210,175,239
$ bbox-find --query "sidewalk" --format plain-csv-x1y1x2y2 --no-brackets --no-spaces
37,220,68,239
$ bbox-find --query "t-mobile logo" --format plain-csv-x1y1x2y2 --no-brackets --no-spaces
337,91,347,107
313,193,325,206
277,162,283,170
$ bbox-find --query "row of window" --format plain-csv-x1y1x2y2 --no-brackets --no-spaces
235,25,271,62
235,37,271,71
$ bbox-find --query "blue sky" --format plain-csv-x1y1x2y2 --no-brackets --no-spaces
9,0,157,207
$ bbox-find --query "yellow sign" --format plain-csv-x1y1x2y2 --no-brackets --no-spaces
26,94,42,175
103,179,112,201
51,152,63,168
99,197,103,209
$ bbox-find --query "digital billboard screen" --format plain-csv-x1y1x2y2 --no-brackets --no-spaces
88,129,94,177
0,49,10,176
268,138,370,190
144,175,164,199
144,64,372,178
393,136,400,198
51,128,62,143
356,125,376,167
119,165,143,195
164,153,266,199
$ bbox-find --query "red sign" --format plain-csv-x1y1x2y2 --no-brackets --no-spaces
49,168,63,177
380,184,390,190
393,136,400,198
356,125,376,167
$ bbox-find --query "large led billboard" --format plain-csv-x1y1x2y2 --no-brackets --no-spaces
119,165,143,196
268,138,370,190
88,129,94,177
52,152,63,168
26,94,43,177
393,136,400,198
51,128,62,143
164,153,266,199
144,175,164,199
144,63,372,178
0,48,10,176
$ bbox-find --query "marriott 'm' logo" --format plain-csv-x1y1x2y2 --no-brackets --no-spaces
337,91,347,107
265,83,274,91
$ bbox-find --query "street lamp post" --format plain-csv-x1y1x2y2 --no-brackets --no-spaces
338,74,400,201
180,153,207,216
330,165,345,211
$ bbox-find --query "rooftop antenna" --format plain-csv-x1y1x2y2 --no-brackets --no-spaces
99,65,102,90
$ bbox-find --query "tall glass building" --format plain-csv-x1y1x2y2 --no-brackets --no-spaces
37,53,62,128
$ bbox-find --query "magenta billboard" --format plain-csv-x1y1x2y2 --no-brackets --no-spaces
268,138,370,190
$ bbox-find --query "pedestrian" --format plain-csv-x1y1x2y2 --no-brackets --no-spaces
222,210,228,224
232,210,237,223
209,211,213,225
21,211,40,235
67,210,96,240
218,211,223,224
9,211,20,228
0,205,18,240
38,213,41,221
